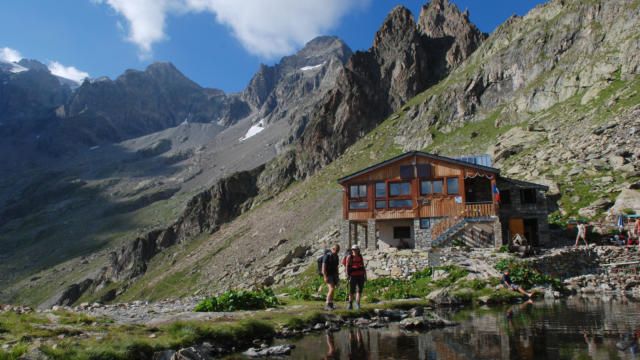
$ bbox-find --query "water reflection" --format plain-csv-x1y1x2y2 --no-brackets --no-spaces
283,296,640,359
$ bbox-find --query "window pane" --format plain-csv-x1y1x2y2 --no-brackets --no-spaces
389,199,412,208
349,201,369,210
376,200,386,209
349,185,358,198
432,180,443,194
359,184,367,198
375,183,386,198
421,181,431,195
400,182,411,195
447,178,459,194
420,218,430,229
390,182,411,196
389,183,400,197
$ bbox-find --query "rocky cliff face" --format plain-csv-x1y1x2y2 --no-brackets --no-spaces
295,1,484,177
59,62,245,146
240,36,352,148
0,60,71,137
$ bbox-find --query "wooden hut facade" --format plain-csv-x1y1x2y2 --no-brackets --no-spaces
337,151,549,250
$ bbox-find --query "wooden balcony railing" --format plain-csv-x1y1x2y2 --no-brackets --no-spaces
431,202,496,243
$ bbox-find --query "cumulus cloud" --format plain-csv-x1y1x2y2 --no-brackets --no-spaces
97,0,369,58
0,47,23,63
96,0,186,59
48,61,90,84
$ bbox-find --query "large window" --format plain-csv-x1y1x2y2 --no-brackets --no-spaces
393,226,411,239
375,200,386,209
389,182,411,197
447,178,459,194
389,199,412,208
420,180,443,195
349,184,367,199
375,182,386,198
520,188,537,204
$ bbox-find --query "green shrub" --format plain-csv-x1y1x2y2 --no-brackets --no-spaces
433,265,469,288
623,208,635,215
494,259,563,290
194,287,280,312
496,245,509,253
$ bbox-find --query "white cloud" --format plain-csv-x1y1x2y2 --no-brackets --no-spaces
97,0,369,58
0,47,23,63
48,61,90,84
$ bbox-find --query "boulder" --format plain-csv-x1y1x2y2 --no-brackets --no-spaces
426,288,462,306
17,350,49,360
243,344,293,358
399,314,457,330
608,189,640,215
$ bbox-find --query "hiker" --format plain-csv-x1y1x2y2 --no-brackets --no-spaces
502,269,533,298
322,244,340,310
575,221,588,247
345,244,367,309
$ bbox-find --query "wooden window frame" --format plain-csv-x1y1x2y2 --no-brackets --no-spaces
386,181,412,209
446,177,460,195
347,183,370,212
419,179,445,196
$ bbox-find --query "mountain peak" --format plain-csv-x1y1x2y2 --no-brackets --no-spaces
372,6,417,54
417,0,486,67
17,59,49,72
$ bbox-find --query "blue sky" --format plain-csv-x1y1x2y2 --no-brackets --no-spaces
0,0,546,93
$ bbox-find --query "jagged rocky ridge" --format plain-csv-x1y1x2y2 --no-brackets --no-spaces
295,0,485,176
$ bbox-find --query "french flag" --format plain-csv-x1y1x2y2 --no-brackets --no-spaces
493,184,500,203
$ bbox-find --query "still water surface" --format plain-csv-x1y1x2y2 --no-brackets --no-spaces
242,296,640,359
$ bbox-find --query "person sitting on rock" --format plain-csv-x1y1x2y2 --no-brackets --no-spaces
502,269,533,298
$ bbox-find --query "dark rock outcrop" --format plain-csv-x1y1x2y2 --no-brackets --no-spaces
417,0,487,69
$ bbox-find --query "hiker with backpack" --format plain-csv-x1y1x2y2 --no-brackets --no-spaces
321,244,341,310
345,244,367,309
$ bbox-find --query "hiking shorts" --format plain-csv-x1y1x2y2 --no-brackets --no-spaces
512,284,520,291
349,275,365,294
325,273,339,285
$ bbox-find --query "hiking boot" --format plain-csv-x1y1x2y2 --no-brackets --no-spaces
355,302,360,309
324,304,332,311
347,302,353,310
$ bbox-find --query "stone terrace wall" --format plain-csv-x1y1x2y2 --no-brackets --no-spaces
530,246,640,279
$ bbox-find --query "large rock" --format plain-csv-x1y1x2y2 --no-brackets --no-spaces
399,314,457,330
426,288,463,306
608,189,640,215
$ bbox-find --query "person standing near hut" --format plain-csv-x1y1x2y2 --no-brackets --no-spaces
345,244,367,309
322,244,340,311
575,221,588,247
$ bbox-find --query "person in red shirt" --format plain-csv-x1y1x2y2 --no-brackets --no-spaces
345,244,367,309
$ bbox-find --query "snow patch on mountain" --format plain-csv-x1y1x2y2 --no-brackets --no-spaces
300,62,325,71
239,120,265,141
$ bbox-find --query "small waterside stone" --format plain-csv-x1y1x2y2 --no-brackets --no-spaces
243,344,293,358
